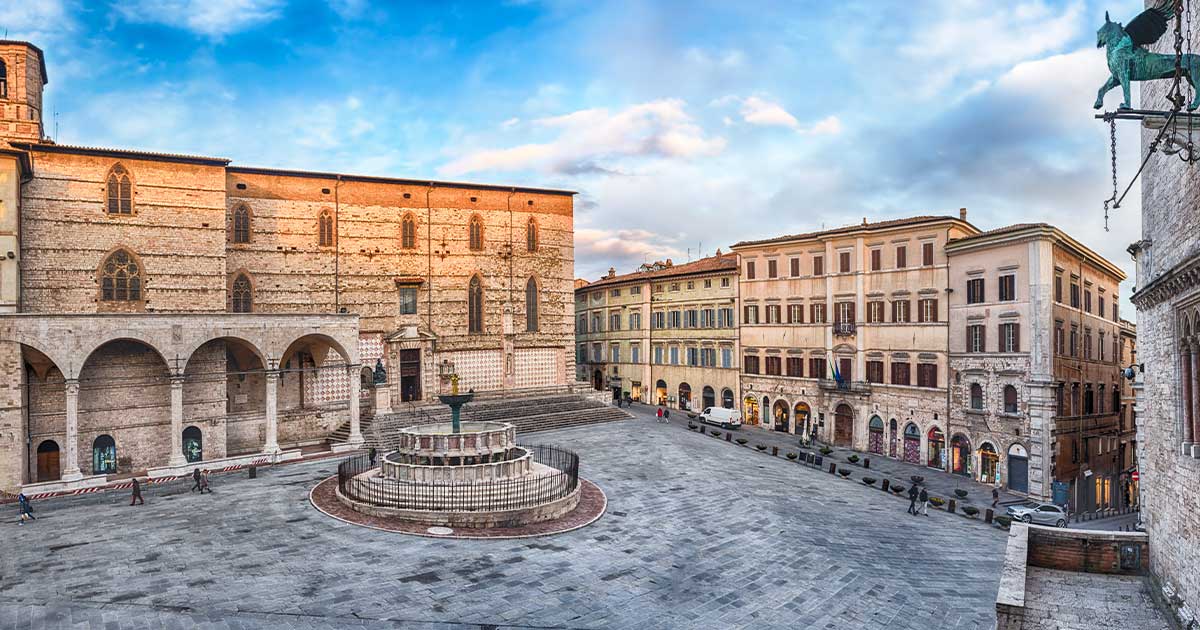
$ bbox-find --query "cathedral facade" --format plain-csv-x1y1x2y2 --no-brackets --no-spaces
0,41,577,493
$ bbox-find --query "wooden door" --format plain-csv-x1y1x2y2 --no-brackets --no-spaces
36,445,60,481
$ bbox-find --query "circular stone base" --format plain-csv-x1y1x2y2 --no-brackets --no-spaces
309,476,606,539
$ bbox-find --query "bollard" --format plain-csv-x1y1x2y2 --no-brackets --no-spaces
948,499,956,513
985,508,994,524
726,432,732,442
829,462,837,474
772,446,778,456
249,466,257,479
881,479,890,492
863,458,870,469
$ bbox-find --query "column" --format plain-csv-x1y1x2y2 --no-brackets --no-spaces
168,375,187,466
263,370,281,455
1183,341,1195,453
347,364,363,446
1191,337,1200,458
62,379,82,481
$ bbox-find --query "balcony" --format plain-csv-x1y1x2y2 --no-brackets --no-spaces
818,379,871,394
833,322,857,337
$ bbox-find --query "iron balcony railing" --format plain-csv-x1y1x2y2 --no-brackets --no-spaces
833,322,857,337
817,379,872,394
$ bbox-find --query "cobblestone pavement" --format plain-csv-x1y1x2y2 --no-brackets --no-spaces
1022,568,1169,629
0,417,1007,629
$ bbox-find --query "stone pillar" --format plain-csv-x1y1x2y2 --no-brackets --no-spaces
1183,341,1195,453
168,375,187,466
1191,338,1200,458
62,379,82,481
347,364,363,446
263,370,281,455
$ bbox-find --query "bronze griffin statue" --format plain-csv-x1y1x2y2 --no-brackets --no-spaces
1094,1,1200,111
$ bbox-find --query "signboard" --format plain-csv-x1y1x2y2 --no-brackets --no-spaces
1132,471,1139,481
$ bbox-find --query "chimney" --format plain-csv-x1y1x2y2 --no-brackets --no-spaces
959,207,968,221
715,248,722,256
862,217,868,226
665,258,673,267
607,267,616,279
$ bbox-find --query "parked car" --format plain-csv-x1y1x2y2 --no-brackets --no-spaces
1006,502,1068,527
698,407,742,429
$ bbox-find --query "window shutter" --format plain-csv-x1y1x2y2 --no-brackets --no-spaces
1013,324,1020,352
848,302,856,324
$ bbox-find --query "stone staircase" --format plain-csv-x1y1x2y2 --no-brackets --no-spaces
329,415,374,446
365,387,631,449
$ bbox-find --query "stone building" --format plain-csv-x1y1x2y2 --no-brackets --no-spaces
574,254,739,410
1126,22,1200,622
0,40,577,494
732,214,977,457
945,224,1127,509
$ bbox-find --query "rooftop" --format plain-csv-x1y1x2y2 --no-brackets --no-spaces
731,214,975,248
0,41,49,84
945,222,1127,282
578,253,738,290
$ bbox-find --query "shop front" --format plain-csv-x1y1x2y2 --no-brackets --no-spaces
773,400,790,432
950,434,971,476
978,442,999,484
794,402,811,439
743,395,760,426
868,416,884,454
927,426,945,469
903,423,921,464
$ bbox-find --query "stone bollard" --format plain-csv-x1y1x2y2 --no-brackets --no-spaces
948,499,956,514
829,462,837,474
249,466,257,479
726,432,732,442
881,479,890,492
863,458,870,469
772,446,778,456
985,508,994,524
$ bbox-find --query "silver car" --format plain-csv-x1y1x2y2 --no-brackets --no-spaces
1006,502,1069,527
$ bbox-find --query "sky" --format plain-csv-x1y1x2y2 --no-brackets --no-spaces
3,0,1166,318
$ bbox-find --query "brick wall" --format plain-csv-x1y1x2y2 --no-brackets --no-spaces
1026,527,1149,575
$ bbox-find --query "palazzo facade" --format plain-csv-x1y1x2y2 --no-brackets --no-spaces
0,41,576,494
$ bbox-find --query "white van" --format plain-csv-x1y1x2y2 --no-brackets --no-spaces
698,407,742,429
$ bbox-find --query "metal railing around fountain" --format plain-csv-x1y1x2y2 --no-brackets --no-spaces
337,444,580,512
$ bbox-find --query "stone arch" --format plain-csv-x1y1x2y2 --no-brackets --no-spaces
772,397,790,432
702,385,715,409
950,433,971,475
79,339,173,474
278,332,352,368
0,334,71,379
902,421,921,464
181,335,268,376
80,333,172,376
868,414,884,454
833,402,854,447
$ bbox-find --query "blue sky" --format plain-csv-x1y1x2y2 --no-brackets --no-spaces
6,0,1158,315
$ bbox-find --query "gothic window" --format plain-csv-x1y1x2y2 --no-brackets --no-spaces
525,277,539,332
106,164,133,215
231,273,252,313
99,249,142,302
318,210,335,247
970,383,984,410
469,215,484,251
0,59,6,99
401,213,417,249
526,217,538,252
468,275,484,334
1004,385,1018,413
232,204,251,244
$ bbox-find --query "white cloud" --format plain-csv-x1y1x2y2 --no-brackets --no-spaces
440,99,726,176
739,96,799,129
804,115,842,135
115,0,284,38
0,0,74,45
328,0,367,19
501,117,521,130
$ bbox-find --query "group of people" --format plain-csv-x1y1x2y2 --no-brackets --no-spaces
655,407,671,423
191,468,213,494
907,484,930,516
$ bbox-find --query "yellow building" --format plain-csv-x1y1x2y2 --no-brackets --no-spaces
575,254,739,411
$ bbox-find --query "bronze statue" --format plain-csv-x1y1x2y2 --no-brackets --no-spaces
1094,2,1200,111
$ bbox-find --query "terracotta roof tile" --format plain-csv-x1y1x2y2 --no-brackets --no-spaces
579,253,738,289
732,215,972,248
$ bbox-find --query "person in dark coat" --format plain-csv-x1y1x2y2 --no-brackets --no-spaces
17,492,34,524
918,488,930,516
368,447,378,466
191,468,202,493
992,487,1000,508
129,477,144,506
200,469,212,494
907,484,919,515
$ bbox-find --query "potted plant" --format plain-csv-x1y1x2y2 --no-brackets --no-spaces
756,444,768,451
995,515,1013,528
735,438,748,445
820,446,833,456
837,468,851,478
688,423,697,430
928,496,946,508
962,506,980,518
910,475,924,485
862,477,876,486
891,484,906,495
786,452,798,460
954,489,969,500
710,430,721,437
847,454,860,464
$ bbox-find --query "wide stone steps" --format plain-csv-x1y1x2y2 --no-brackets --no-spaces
330,415,374,443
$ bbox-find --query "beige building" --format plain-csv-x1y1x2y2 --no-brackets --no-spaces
945,224,1126,509
731,214,978,461
0,40,578,494
575,254,739,411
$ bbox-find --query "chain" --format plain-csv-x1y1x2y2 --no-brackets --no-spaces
1103,117,1118,231
1185,0,1196,163
1172,0,1186,110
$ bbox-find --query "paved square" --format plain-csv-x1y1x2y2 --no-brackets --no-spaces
0,418,1006,629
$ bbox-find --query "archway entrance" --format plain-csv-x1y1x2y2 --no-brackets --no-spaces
36,440,60,482
92,434,117,475
888,419,898,457
702,386,716,409
834,404,854,447
398,349,422,401
927,427,945,469
183,426,203,463
950,434,971,476
721,388,734,409
1007,443,1029,493
903,423,921,464
773,400,790,432
794,402,811,438
656,379,667,406
593,369,604,391
979,442,999,484
868,416,884,454
678,382,692,410
743,395,760,426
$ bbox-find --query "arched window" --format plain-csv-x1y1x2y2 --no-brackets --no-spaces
401,213,417,249
183,426,203,463
318,210,335,247
106,164,133,215
0,59,7,99
526,217,538,252
468,275,483,334
232,204,251,243
525,276,539,332
100,249,142,302
1003,385,1018,413
970,383,984,410
231,273,253,313
93,435,117,474
469,214,484,251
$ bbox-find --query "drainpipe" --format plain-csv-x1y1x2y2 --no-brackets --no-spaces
334,175,343,313
426,183,435,352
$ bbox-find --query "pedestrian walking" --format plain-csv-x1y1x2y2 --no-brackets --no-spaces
991,487,1000,508
369,447,377,466
907,484,919,515
129,477,144,506
918,488,930,516
656,407,662,420
190,467,202,493
200,469,212,494
17,492,34,524
663,408,670,420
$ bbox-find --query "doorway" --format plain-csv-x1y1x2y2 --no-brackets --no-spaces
183,426,203,463
36,440,60,482
399,349,422,401
834,404,854,447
